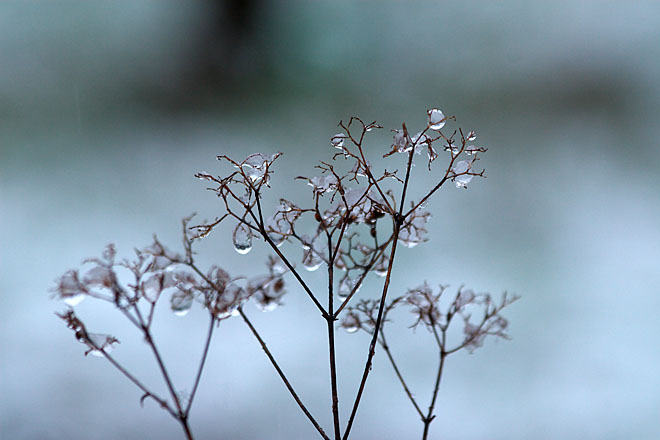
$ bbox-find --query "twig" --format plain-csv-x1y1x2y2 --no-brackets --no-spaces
379,332,424,420
185,315,217,417
252,189,328,318
343,146,416,440
422,326,447,440
99,350,177,418
239,308,331,440
326,234,342,440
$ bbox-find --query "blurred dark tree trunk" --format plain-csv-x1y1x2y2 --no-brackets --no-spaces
194,0,265,87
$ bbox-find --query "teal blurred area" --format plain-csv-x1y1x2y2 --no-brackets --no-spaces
2,1,660,439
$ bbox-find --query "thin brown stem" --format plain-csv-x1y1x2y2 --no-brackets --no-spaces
144,332,186,417
342,221,400,440
379,332,424,420
403,176,448,218
327,234,341,440
128,301,190,434
421,327,447,440
96,338,192,439
339,121,393,215
343,146,416,440
333,235,393,317
185,315,216,417
398,140,417,215
179,418,194,440
99,350,177,418
252,189,328,318
239,308,330,440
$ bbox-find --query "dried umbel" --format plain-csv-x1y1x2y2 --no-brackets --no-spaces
54,109,513,440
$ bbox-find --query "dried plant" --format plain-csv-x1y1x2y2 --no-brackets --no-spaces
53,109,517,440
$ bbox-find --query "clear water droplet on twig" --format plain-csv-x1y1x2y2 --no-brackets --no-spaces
233,223,253,255
427,108,446,131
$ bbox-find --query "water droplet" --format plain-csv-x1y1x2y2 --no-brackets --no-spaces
279,199,295,212
344,324,359,333
255,300,279,312
338,275,361,298
444,143,459,155
465,130,476,141
334,257,348,272
340,312,361,333
63,294,85,307
331,133,345,148
213,284,244,319
427,109,446,131
85,333,118,357
373,257,388,277
171,290,193,316
233,223,253,255
265,215,288,247
309,175,339,195
392,129,408,153
238,189,251,204
451,160,473,188
239,153,281,186
410,132,429,153
302,248,323,271
267,256,287,276
267,231,285,247
465,145,479,155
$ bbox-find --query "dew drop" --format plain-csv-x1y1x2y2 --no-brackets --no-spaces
465,145,479,155
444,143,459,155
399,239,419,248
279,199,295,212
427,109,446,131
173,308,190,317
267,231,286,247
86,333,118,357
344,324,359,333
334,257,348,272
373,258,388,277
341,313,361,333
63,294,85,307
338,276,361,299
171,291,193,316
331,133,345,148
451,160,473,188
454,175,473,188
302,248,323,271
233,223,253,255
269,256,287,275
215,305,238,320
255,300,279,312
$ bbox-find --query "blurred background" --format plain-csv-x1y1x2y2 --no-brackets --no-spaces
2,1,660,439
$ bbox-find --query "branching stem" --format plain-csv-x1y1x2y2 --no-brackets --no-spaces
185,315,216,417
342,147,416,440
326,233,342,440
379,332,424,420
239,308,330,440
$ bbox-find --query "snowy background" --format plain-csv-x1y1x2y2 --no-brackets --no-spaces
2,1,660,439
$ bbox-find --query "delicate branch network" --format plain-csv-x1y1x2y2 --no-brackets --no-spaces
53,108,514,440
